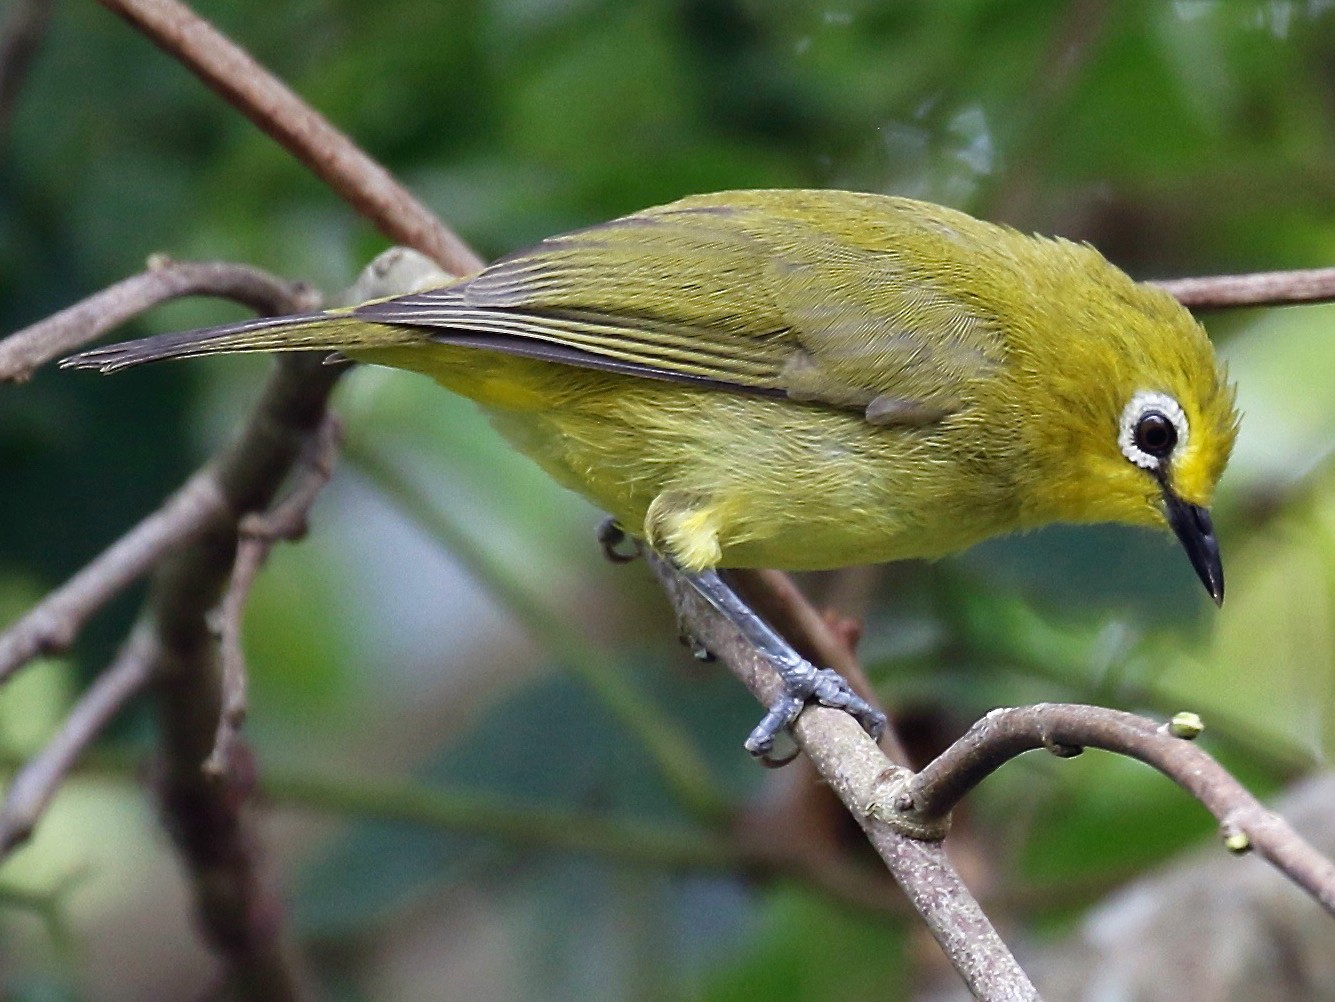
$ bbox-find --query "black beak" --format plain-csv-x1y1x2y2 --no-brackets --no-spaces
1162,488,1224,606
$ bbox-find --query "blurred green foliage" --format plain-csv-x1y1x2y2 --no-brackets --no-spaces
4,0,1335,999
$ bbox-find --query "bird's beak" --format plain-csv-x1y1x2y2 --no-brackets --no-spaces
1162,486,1224,606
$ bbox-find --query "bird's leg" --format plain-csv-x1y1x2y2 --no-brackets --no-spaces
591,518,884,760
683,569,887,760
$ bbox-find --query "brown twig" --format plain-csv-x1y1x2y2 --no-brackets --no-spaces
0,0,53,144
0,262,320,685
2,297,342,998
93,0,483,278
649,554,1040,1002
148,352,341,1002
203,416,340,778
2,0,483,983
0,257,317,383
0,625,157,854
1152,267,1335,310
0,466,228,684
0,246,339,1002
906,704,1335,916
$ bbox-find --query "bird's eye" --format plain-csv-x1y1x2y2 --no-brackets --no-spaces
1134,411,1177,458
1118,390,1188,471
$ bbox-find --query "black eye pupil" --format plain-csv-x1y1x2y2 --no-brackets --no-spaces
1135,411,1177,458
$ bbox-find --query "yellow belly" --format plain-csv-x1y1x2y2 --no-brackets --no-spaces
351,343,1018,571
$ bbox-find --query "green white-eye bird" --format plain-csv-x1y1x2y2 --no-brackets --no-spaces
64,190,1239,756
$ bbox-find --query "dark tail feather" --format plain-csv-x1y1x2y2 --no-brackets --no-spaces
60,312,420,373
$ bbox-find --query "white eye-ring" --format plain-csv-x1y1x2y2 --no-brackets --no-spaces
1119,390,1188,471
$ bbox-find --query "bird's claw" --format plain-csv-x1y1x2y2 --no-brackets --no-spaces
597,517,642,563
810,668,887,739
676,568,885,765
744,660,886,762
744,694,806,759
756,744,802,769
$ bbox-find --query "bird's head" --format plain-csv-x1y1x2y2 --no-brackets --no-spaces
1107,383,1237,604
1008,245,1240,605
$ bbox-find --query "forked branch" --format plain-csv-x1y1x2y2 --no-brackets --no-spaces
204,416,341,778
906,704,1335,915
649,554,1042,1002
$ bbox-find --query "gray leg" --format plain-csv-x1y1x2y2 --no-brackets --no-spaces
683,570,887,758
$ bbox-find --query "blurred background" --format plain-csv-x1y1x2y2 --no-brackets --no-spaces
4,0,1335,999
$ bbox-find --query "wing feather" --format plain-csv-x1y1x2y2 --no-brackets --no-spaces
353,191,1007,421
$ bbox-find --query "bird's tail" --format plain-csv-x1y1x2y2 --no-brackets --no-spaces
60,310,424,374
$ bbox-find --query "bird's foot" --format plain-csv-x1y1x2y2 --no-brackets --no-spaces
744,655,887,761
682,569,887,763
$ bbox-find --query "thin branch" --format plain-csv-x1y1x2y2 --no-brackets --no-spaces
648,554,1040,1002
0,257,317,383
1,350,345,995
0,50,470,976
94,0,483,278
0,261,321,684
0,0,53,144
906,704,1335,916
0,625,157,854
0,466,228,684
1152,267,1335,310
149,353,342,1002
204,416,340,778
2,323,339,999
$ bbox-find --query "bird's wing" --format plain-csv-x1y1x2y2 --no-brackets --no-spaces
354,192,1006,421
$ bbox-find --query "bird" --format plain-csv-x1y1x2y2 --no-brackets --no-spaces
63,189,1240,756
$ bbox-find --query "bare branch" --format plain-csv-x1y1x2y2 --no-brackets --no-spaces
0,259,323,682
0,625,157,854
0,0,53,143
906,704,1335,916
2,204,453,999
148,353,341,1002
204,416,340,778
0,257,316,383
94,0,483,278
1152,267,1335,310
0,467,228,684
9,162,430,1002
1,350,340,997
648,554,1040,1002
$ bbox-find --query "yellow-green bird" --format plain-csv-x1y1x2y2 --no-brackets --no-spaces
64,190,1239,755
